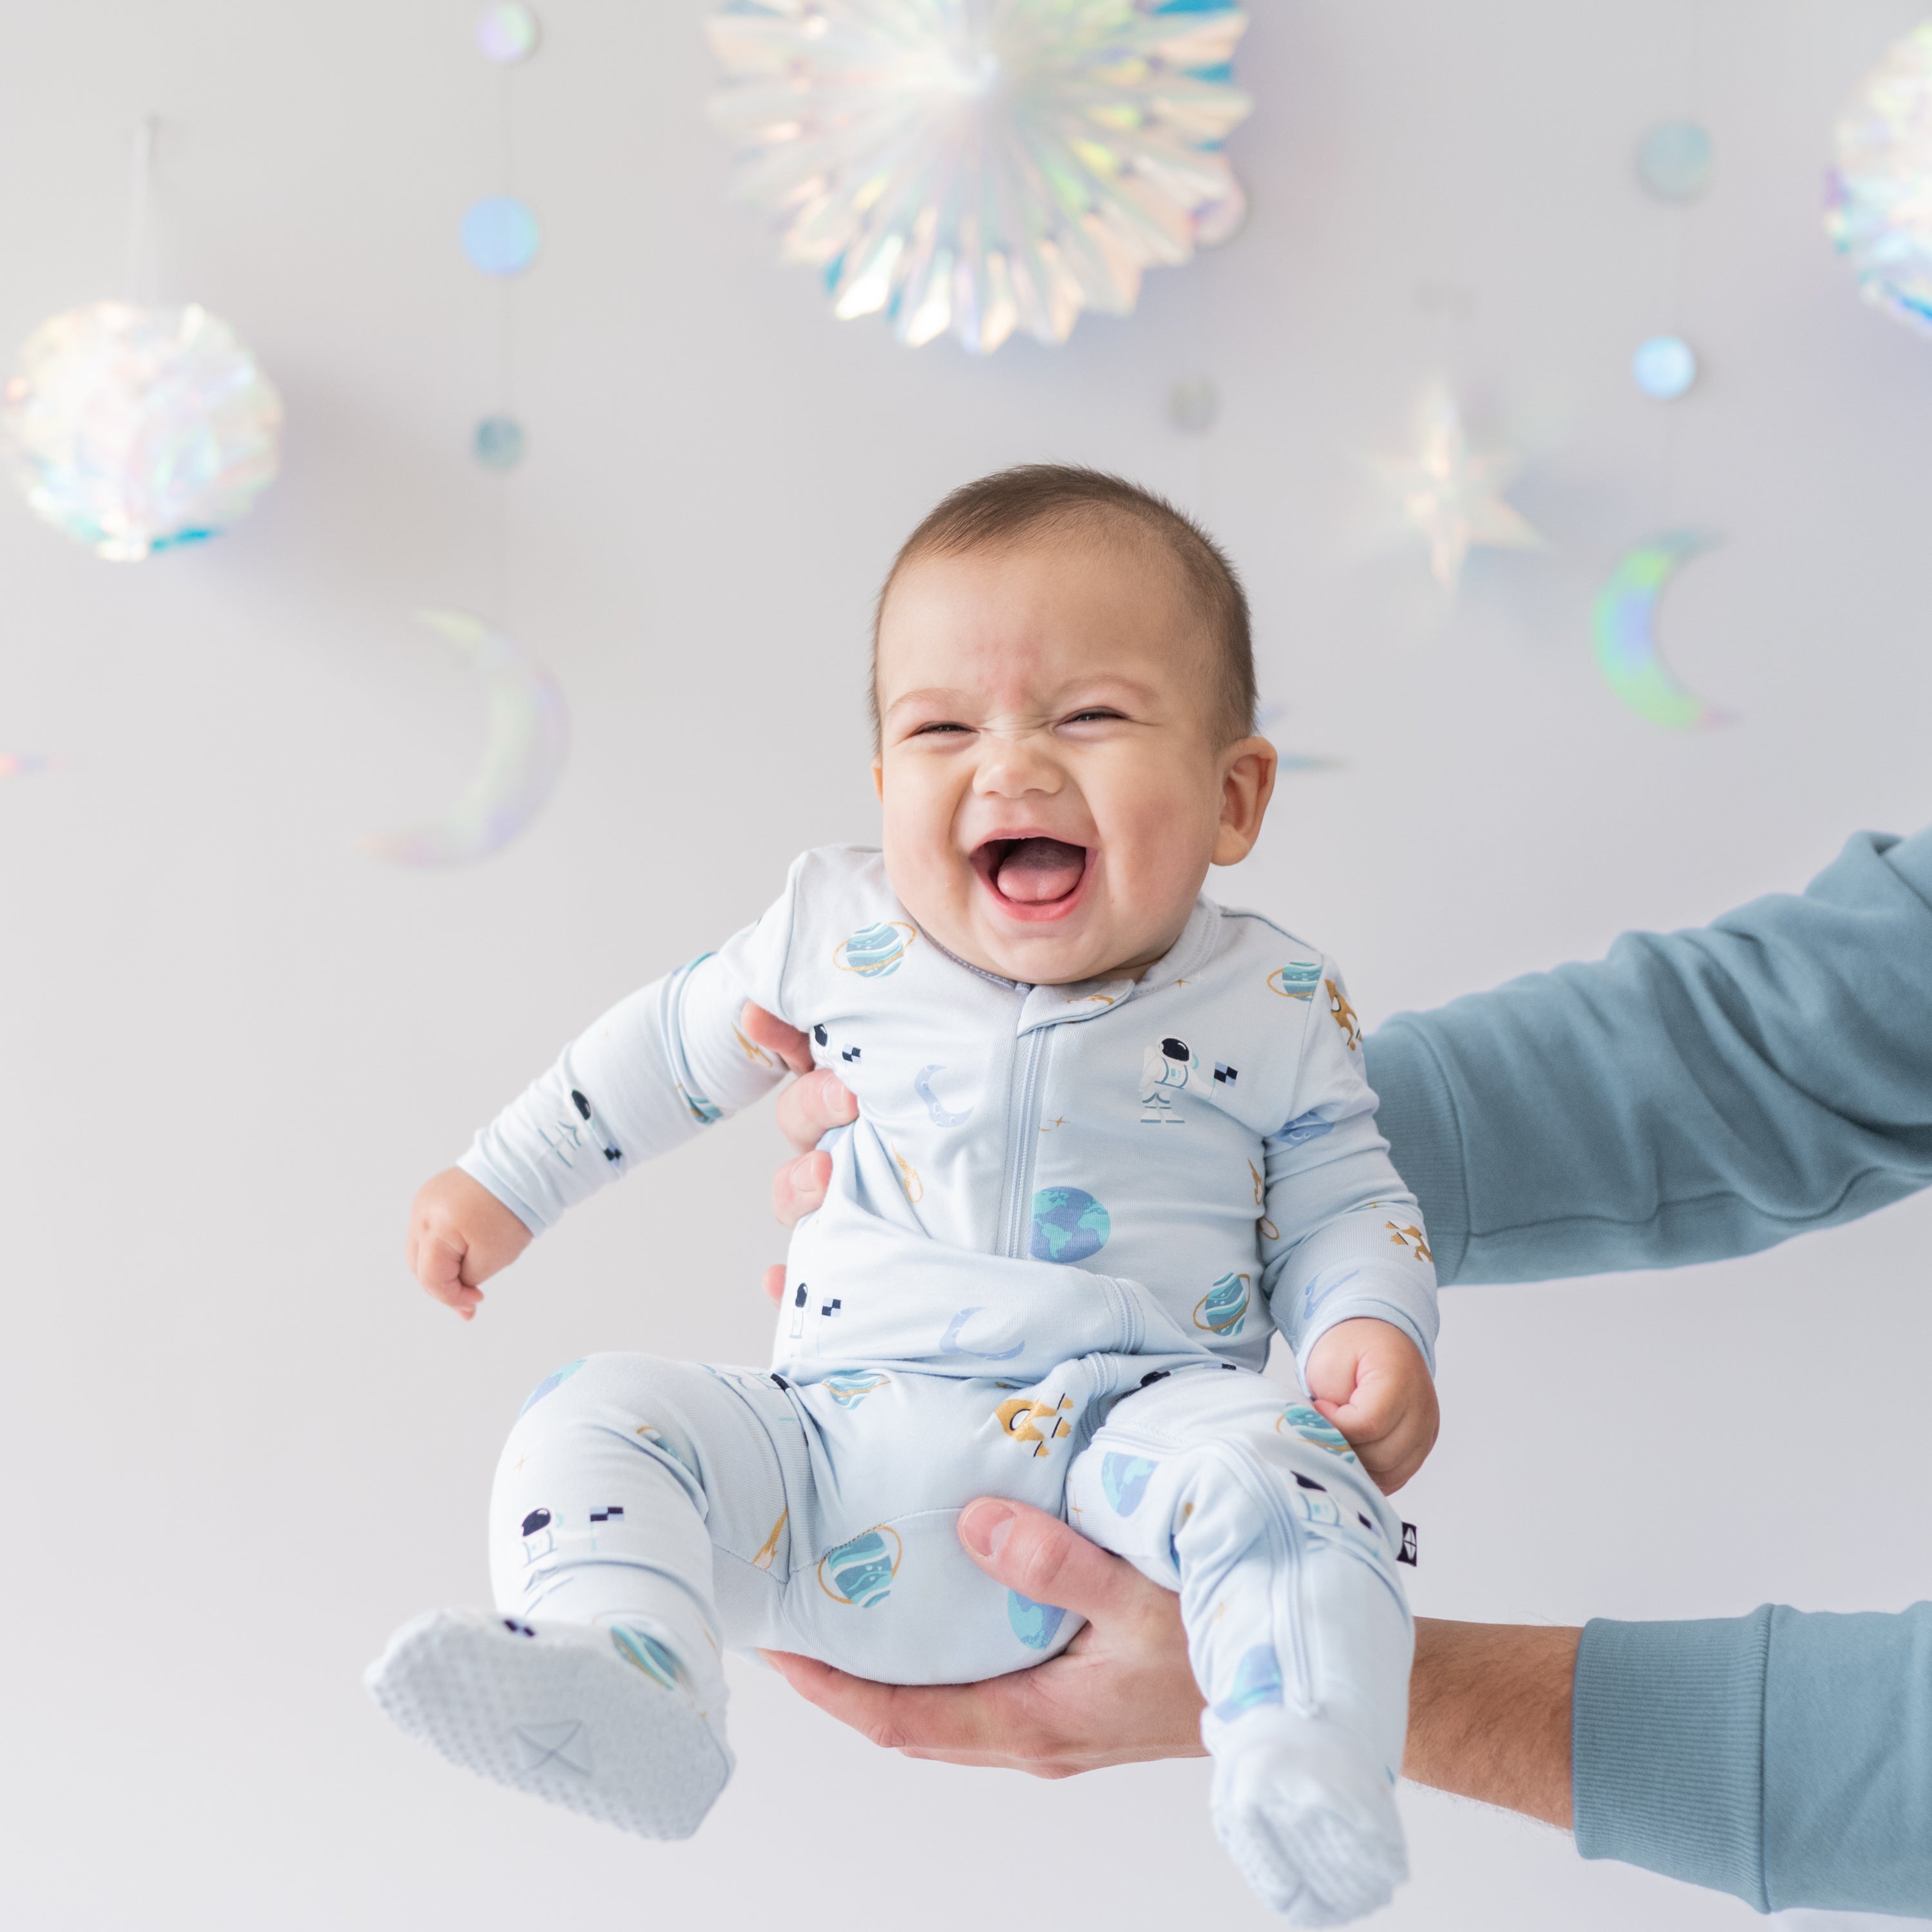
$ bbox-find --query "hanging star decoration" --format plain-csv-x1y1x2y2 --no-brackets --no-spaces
706,0,1253,352
1367,387,1542,595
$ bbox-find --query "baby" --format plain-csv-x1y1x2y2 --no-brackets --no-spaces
367,466,1440,1926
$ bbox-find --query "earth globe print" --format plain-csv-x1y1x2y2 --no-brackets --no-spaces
1029,1187,1110,1263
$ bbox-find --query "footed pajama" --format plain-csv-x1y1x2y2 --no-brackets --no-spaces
370,846,1437,1923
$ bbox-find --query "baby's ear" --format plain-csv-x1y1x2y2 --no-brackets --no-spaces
871,759,884,801
1212,739,1277,865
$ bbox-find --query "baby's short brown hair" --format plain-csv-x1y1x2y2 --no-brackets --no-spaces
873,464,1256,748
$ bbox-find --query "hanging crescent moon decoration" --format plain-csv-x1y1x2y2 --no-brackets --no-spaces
362,609,568,866
1591,534,1734,730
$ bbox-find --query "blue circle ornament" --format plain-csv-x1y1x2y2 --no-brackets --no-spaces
1632,335,1698,399
1636,120,1714,203
705,0,1255,352
1029,1186,1110,1264
462,196,542,276
473,413,526,468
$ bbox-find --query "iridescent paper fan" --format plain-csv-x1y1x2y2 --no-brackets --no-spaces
1826,22,1932,335
0,301,282,561
706,0,1253,352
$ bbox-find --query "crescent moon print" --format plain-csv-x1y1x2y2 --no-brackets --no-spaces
1592,535,1734,730
363,610,569,866
914,1065,973,1128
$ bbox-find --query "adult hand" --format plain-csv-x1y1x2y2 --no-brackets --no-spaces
763,1498,1207,1776
764,1497,1581,1823
743,1001,857,1305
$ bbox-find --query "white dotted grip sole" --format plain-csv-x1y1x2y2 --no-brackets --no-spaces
1213,1728,1408,1925
364,1609,731,1841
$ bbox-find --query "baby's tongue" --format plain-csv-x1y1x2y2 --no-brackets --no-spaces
995,837,1086,904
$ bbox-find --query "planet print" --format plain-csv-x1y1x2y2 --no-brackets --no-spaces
518,1358,585,1416
1101,1452,1158,1516
833,921,916,978
611,1625,685,1691
1275,1108,1336,1149
822,1370,891,1408
1193,1271,1250,1338
1008,1589,1067,1651
1278,1403,1357,1461
817,1525,902,1607
1268,962,1322,1000
1212,1643,1284,1721
1029,1188,1110,1264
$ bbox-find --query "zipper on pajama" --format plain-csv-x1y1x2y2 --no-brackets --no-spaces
998,1019,1050,1259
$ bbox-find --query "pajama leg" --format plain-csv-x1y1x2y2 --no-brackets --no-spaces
366,1354,793,1841
1068,1369,1414,1926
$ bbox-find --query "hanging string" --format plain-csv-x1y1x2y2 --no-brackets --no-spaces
125,113,160,307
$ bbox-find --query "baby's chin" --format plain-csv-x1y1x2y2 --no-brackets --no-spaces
908,883,1176,988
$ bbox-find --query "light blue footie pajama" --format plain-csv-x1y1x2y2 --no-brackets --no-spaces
366,848,1437,1924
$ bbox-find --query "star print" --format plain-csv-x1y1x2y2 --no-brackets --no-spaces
1368,386,1542,594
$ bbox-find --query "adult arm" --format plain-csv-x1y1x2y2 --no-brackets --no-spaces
1573,1605,1932,1915
1367,826,1932,1285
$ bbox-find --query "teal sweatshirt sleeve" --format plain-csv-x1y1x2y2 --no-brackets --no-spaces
1365,826,1932,1287
1359,827,1932,1912
1573,1605,1932,1913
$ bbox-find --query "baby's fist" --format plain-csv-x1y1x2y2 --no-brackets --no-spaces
406,1168,533,1320
1303,1318,1439,1495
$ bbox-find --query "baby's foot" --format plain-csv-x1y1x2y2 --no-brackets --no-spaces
1210,1718,1407,1925
364,1609,732,1840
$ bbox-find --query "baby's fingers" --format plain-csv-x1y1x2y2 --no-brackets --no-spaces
415,1232,483,1314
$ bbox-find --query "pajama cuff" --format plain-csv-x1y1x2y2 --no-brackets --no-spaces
1293,1295,1437,1380
457,1147,550,1236
1573,1609,1772,1911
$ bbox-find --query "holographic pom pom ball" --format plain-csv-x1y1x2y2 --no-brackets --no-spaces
707,0,1253,353
1826,22,1932,336
0,301,283,560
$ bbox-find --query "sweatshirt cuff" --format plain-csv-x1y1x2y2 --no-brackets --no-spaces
1361,1019,1470,1286
1573,1609,1772,1911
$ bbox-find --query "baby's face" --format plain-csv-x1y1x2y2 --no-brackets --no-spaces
873,531,1274,987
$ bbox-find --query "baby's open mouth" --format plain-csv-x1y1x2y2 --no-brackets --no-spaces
974,836,1090,907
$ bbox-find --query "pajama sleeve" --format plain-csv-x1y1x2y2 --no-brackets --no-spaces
1259,960,1441,1376
457,861,805,1233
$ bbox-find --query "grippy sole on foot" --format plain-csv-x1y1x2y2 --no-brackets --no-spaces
1212,1733,1408,1925
364,1609,732,1841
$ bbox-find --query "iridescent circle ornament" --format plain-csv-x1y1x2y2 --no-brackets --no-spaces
1827,23,1932,335
0,301,283,561
706,0,1254,352
475,3,540,63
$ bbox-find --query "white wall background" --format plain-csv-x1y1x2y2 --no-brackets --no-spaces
3,2,1930,1926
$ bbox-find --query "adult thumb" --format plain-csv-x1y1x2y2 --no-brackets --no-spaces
956,1498,1134,1621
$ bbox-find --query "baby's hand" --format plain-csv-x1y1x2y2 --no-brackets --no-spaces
406,1167,533,1320
1303,1318,1439,1495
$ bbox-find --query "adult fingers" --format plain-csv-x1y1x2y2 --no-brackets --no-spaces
772,1149,833,1230
956,1500,1146,1624
762,1651,1007,1761
761,1262,786,1305
774,1066,859,1155
740,1001,814,1076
